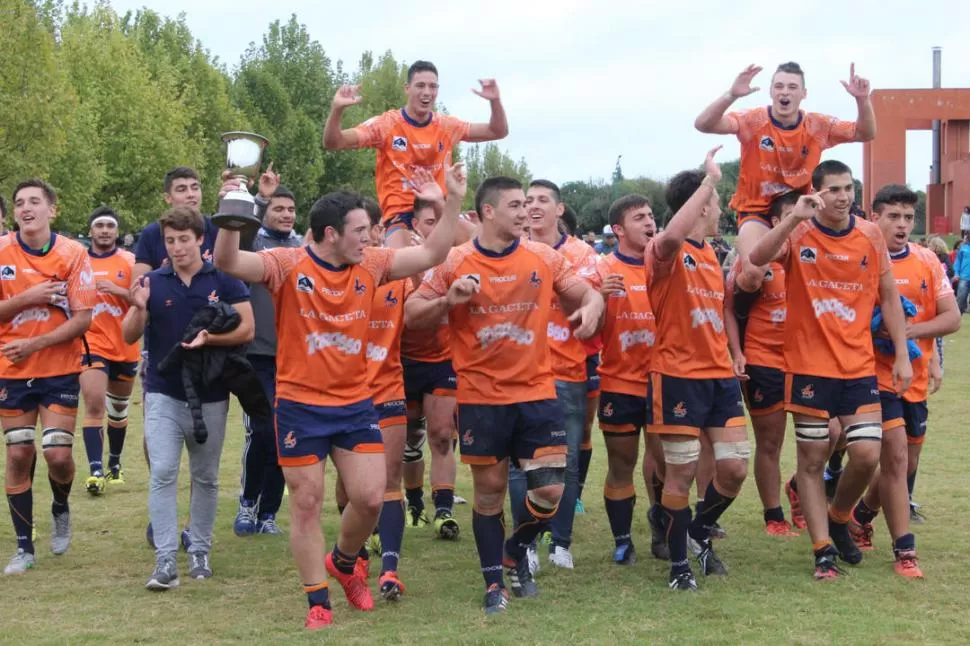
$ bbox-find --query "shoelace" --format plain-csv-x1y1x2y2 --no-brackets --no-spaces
192,554,209,571
260,518,279,532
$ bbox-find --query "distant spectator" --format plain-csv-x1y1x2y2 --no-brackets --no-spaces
594,224,617,254
961,205,970,238
560,204,578,237
710,231,732,266
123,233,135,250
954,234,970,314
582,231,597,248
952,239,963,271
926,237,953,279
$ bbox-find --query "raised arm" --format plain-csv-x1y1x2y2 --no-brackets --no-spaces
122,276,150,345
877,269,913,394
0,282,62,323
387,164,467,281
405,276,479,330
465,79,509,142
322,85,364,150
748,193,821,267
841,63,876,142
653,146,722,261
694,65,761,135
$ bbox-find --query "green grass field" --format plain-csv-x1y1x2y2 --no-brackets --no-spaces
2,326,969,644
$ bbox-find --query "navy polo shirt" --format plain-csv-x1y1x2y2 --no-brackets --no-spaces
142,261,250,402
134,216,219,269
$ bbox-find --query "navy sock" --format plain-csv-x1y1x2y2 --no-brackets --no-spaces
472,510,506,589
330,545,357,575
604,486,636,547
405,487,424,511
106,426,127,470
578,447,593,497
505,499,554,560
378,499,405,574
662,501,692,575
49,476,71,515
82,426,103,474
6,487,34,553
432,487,454,516
304,583,331,609
764,506,785,523
650,473,664,505
853,499,879,525
907,469,917,498
827,449,845,475
893,532,916,553
689,482,736,541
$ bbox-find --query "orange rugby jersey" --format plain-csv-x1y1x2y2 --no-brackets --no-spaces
260,245,395,407
875,243,952,402
781,216,889,379
416,238,582,405
87,248,140,363
596,251,656,396
366,278,412,405
727,257,786,370
0,232,96,379
647,239,733,379
401,267,451,363
354,109,471,221
546,233,599,382
728,107,857,214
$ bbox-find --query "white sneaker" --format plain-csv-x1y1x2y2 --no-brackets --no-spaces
51,510,71,555
549,545,575,569
4,549,35,575
526,545,540,576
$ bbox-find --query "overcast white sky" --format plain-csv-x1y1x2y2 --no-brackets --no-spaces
110,0,970,188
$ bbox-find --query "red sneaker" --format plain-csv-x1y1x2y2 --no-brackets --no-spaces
786,479,807,529
354,556,370,582
325,552,374,611
305,605,333,630
379,570,406,601
765,519,800,537
848,519,874,551
894,550,924,579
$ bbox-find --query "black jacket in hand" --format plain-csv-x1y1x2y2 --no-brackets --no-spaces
158,301,269,444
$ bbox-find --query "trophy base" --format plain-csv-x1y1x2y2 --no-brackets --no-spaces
213,188,261,232
212,212,262,231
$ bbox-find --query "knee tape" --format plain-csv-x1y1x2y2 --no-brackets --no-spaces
713,440,751,461
795,420,830,443
525,465,566,490
661,439,701,465
4,426,35,446
106,393,130,427
845,422,882,445
403,426,426,464
42,428,74,448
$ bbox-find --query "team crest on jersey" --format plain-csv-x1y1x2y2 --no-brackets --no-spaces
764,267,774,281
202,249,213,262
392,136,408,151
297,273,314,293
460,273,480,285
438,141,444,152
207,290,219,304
753,389,764,403
283,431,296,449
385,290,399,306
860,255,869,270
801,145,809,157
760,136,775,152
672,402,687,419
799,247,817,263
117,270,125,280
800,384,815,400
920,278,928,293
354,277,367,296
0,265,16,280
462,429,474,446
683,253,698,271
165,299,174,307
601,402,614,418
0,387,7,402
529,271,542,287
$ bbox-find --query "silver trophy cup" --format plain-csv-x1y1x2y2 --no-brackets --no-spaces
212,131,270,231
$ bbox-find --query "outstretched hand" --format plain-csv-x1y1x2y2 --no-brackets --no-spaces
729,65,763,99
332,84,363,109
410,167,444,204
841,63,871,99
704,145,724,183
472,79,500,101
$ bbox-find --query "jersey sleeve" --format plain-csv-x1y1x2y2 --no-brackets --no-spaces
728,107,765,144
415,250,458,299
808,112,858,149
258,247,305,292
531,243,581,295
922,248,955,299
353,111,392,149
67,249,96,312
441,115,472,143
218,273,250,304
645,237,676,281
362,247,396,285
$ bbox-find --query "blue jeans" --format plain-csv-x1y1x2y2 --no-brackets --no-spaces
508,380,587,549
957,279,970,314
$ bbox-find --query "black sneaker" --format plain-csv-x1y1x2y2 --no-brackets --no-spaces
613,542,636,565
829,518,863,565
146,556,180,591
689,535,728,576
813,544,844,580
668,568,698,591
504,552,538,598
483,583,509,615
647,505,670,561
909,502,926,524
189,552,212,580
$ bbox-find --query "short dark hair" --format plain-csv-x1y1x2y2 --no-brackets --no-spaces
528,179,562,203
560,204,578,236
768,191,801,221
269,186,296,204
872,184,918,214
608,194,652,228
811,160,853,190
664,170,705,217
475,177,523,217
413,195,437,214
0,195,6,220
407,60,438,82
13,179,57,206
774,61,805,84
163,167,200,194
309,191,366,241
159,206,204,238
89,205,119,227
360,196,382,228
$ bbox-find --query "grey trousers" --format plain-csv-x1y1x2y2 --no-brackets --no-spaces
145,392,229,560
